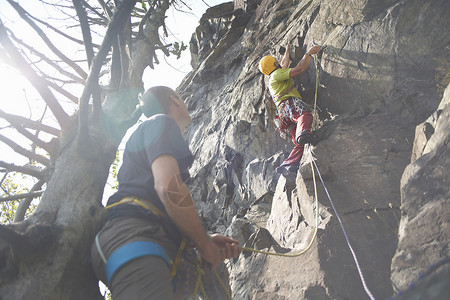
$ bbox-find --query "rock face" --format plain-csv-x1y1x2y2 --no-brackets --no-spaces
178,0,450,299
391,83,450,295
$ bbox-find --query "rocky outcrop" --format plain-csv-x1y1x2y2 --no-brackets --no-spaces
178,0,449,299
391,83,450,294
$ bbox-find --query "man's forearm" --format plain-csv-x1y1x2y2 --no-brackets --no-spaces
290,46,320,77
158,184,210,250
289,53,312,77
281,45,291,68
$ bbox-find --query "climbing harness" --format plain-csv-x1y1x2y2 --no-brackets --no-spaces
97,196,232,299
105,196,169,218
274,97,313,140
271,58,316,140
105,241,171,285
245,54,377,300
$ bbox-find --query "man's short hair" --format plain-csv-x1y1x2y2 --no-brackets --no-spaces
140,86,177,118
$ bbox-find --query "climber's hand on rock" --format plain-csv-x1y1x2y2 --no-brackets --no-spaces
211,234,242,260
307,45,321,55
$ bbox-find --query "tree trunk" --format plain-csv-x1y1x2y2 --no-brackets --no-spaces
0,115,125,299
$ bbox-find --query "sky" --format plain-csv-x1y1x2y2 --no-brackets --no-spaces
0,0,230,111
0,0,230,164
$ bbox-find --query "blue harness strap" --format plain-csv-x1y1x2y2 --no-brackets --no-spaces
105,241,171,285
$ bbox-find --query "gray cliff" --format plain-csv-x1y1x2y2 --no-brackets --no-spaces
177,0,450,299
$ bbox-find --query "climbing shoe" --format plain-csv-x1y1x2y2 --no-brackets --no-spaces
276,164,299,177
296,130,314,145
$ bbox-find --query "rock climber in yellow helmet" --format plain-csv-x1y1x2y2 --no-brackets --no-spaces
259,44,320,177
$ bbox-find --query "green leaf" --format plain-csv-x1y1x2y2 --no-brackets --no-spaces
170,41,188,60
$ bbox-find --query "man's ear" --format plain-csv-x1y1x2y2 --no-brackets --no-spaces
169,94,180,107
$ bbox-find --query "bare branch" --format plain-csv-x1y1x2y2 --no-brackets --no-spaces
137,5,154,40
0,134,51,166
6,0,88,79
0,161,44,179
14,179,45,222
0,191,43,203
45,76,79,85
81,0,110,23
96,0,113,20
72,0,95,67
78,0,138,144
201,0,212,8
131,0,171,84
47,80,79,104
27,7,101,50
0,110,60,136
8,31,84,84
0,22,70,128
110,6,132,91
1,119,54,154
110,39,122,88
72,0,102,112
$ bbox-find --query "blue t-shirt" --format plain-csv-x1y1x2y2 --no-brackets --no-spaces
106,114,194,220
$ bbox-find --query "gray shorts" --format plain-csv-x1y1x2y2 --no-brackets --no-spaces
90,216,231,300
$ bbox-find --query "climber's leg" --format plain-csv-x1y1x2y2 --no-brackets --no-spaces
294,111,313,145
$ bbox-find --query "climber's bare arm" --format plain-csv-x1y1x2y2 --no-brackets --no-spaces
281,44,291,69
290,45,320,78
152,155,240,268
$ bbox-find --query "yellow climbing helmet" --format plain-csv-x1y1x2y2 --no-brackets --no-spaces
259,55,277,75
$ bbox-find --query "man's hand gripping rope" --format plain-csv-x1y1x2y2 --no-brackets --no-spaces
162,172,241,269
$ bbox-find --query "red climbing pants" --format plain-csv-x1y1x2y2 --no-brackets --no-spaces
277,98,313,167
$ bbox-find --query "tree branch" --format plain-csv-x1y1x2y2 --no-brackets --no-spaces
47,80,79,104
77,0,138,145
72,0,102,112
6,0,88,80
14,180,45,222
110,38,122,88
72,0,95,67
119,17,132,89
96,0,113,20
0,22,70,129
1,119,54,154
0,191,43,203
8,31,84,85
0,161,44,179
131,0,171,82
81,0,110,23
0,110,60,136
27,7,100,50
0,134,51,166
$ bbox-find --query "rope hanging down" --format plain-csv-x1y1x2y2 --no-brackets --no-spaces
242,54,322,257
243,54,376,300
242,148,319,257
311,157,376,300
